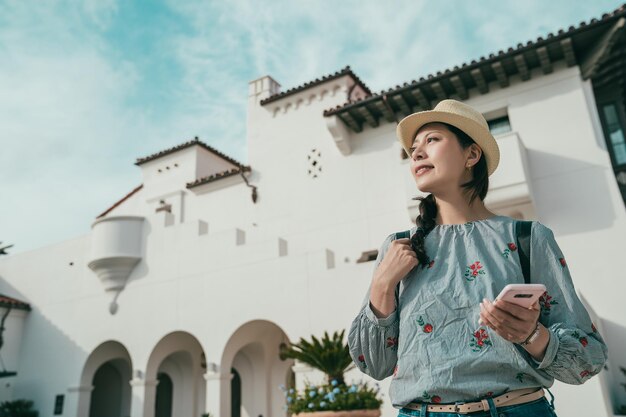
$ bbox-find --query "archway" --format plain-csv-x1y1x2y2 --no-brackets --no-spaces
77,341,132,417
145,331,206,417
220,320,293,417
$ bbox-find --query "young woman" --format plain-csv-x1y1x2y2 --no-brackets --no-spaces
347,99,608,417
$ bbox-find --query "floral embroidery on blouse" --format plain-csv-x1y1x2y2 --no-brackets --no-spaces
417,315,434,333
464,261,485,282
572,331,588,347
539,291,559,315
559,257,567,267
357,354,366,369
427,259,435,269
422,391,441,403
501,242,518,258
386,336,399,351
470,327,492,351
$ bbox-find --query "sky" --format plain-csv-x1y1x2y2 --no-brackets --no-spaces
1,0,624,254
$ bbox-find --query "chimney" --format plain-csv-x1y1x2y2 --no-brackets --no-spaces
248,75,280,102
247,76,281,157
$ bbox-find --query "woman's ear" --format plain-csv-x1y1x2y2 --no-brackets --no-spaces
466,144,483,167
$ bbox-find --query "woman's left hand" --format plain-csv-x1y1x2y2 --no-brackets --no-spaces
479,298,540,344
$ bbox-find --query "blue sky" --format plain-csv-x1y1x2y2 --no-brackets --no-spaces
1,0,623,254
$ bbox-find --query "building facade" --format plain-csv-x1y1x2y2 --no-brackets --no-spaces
1,5,626,417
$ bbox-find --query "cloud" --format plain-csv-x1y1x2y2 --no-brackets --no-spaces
165,0,624,95
0,0,151,254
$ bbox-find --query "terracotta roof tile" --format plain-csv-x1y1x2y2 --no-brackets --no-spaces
186,166,251,189
135,137,247,168
0,294,31,311
323,3,626,117
96,184,143,219
260,65,372,105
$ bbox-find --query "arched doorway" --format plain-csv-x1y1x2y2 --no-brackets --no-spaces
89,361,124,417
221,320,293,417
155,372,173,417
145,331,206,417
77,341,132,417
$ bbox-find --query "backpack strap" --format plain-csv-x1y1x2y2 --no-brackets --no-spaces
391,229,413,301
394,230,411,240
515,220,533,284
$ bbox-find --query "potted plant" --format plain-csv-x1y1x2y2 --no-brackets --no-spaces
279,330,382,416
0,399,38,417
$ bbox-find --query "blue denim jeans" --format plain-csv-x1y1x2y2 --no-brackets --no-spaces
398,396,557,417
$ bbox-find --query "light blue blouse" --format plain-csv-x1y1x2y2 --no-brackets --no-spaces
347,215,608,408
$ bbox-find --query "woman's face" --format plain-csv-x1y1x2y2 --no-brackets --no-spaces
409,122,477,194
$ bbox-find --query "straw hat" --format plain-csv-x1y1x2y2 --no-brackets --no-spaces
396,99,500,177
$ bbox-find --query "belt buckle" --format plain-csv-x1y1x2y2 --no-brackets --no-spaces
453,402,465,413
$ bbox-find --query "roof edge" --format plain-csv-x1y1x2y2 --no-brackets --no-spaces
96,184,144,219
135,137,247,168
260,65,372,106
186,166,252,189
323,3,626,117
0,295,31,311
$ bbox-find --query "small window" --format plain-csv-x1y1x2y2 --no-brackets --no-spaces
356,250,378,263
488,116,512,135
54,395,64,415
601,103,626,165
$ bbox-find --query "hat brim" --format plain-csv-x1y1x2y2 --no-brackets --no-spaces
396,110,500,177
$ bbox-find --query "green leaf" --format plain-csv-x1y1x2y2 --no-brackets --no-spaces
278,328,353,384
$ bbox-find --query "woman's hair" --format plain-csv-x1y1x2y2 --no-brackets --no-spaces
409,122,490,267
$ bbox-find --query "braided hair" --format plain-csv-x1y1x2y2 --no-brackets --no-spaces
409,122,490,268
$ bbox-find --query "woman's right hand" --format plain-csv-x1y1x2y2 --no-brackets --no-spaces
373,238,419,290
369,238,419,318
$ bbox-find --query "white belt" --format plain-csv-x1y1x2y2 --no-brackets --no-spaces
402,387,545,414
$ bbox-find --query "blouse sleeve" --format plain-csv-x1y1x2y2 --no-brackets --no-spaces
521,221,608,384
347,232,400,381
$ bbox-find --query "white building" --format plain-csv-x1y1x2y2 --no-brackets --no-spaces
1,4,626,417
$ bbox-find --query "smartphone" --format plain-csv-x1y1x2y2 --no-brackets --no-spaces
495,284,546,308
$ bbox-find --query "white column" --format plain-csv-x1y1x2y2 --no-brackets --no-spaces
68,385,93,417
130,374,159,417
204,369,232,417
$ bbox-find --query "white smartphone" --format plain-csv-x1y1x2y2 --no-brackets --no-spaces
495,284,546,308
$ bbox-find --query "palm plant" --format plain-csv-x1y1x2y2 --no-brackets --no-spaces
0,400,38,417
279,329,355,385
